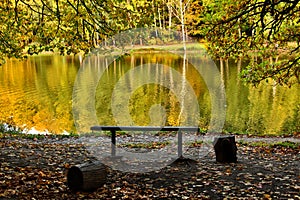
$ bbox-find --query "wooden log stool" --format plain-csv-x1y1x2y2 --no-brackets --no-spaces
67,161,108,191
213,135,237,163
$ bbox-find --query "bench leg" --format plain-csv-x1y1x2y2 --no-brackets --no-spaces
178,130,182,157
111,130,116,157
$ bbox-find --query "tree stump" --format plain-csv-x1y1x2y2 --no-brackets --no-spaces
67,161,108,191
213,136,237,163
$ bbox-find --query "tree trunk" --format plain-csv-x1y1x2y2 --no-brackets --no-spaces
179,0,186,51
67,161,108,191
168,3,172,33
213,136,237,163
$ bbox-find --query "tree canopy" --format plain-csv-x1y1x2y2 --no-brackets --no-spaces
0,0,299,85
202,0,300,86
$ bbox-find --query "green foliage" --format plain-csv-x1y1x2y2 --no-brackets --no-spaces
200,0,300,86
0,0,299,85
186,140,203,147
0,123,22,134
0,0,156,62
120,141,170,149
238,140,300,149
281,103,300,134
271,141,299,149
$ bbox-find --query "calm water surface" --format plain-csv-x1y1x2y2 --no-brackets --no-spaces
0,53,299,134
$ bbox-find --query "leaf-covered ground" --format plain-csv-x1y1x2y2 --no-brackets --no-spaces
0,134,299,199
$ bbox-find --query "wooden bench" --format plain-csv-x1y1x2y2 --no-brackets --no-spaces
90,126,201,157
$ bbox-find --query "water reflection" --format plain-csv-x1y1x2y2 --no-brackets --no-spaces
0,56,80,133
73,52,211,133
219,59,299,135
0,54,299,135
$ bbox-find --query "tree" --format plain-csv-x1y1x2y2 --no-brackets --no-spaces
201,0,300,86
0,0,113,61
1,0,299,86
168,0,190,50
185,0,204,38
0,0,155,64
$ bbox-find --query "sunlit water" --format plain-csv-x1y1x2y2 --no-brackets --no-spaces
0,53,299,135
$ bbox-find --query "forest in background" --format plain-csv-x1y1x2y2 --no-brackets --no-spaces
0,0,299,86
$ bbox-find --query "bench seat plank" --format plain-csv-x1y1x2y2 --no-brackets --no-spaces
90,126,200,132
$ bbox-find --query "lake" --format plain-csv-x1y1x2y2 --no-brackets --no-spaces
0,52,299,135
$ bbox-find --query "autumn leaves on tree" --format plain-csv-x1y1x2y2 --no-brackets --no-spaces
0,0,299,85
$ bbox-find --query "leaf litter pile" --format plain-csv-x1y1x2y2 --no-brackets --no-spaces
0,134,299,199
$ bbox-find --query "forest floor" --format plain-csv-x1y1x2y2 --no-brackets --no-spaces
0,133,299,200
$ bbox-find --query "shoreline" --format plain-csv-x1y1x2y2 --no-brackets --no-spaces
1,121,299,138
1,131,299,145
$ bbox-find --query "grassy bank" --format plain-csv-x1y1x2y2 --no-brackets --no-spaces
237,140,300,150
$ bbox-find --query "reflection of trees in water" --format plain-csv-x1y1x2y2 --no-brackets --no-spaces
0,56,79,133
220,58,300,135
96,52,203,127
94,53,299,135
0,54,298,135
